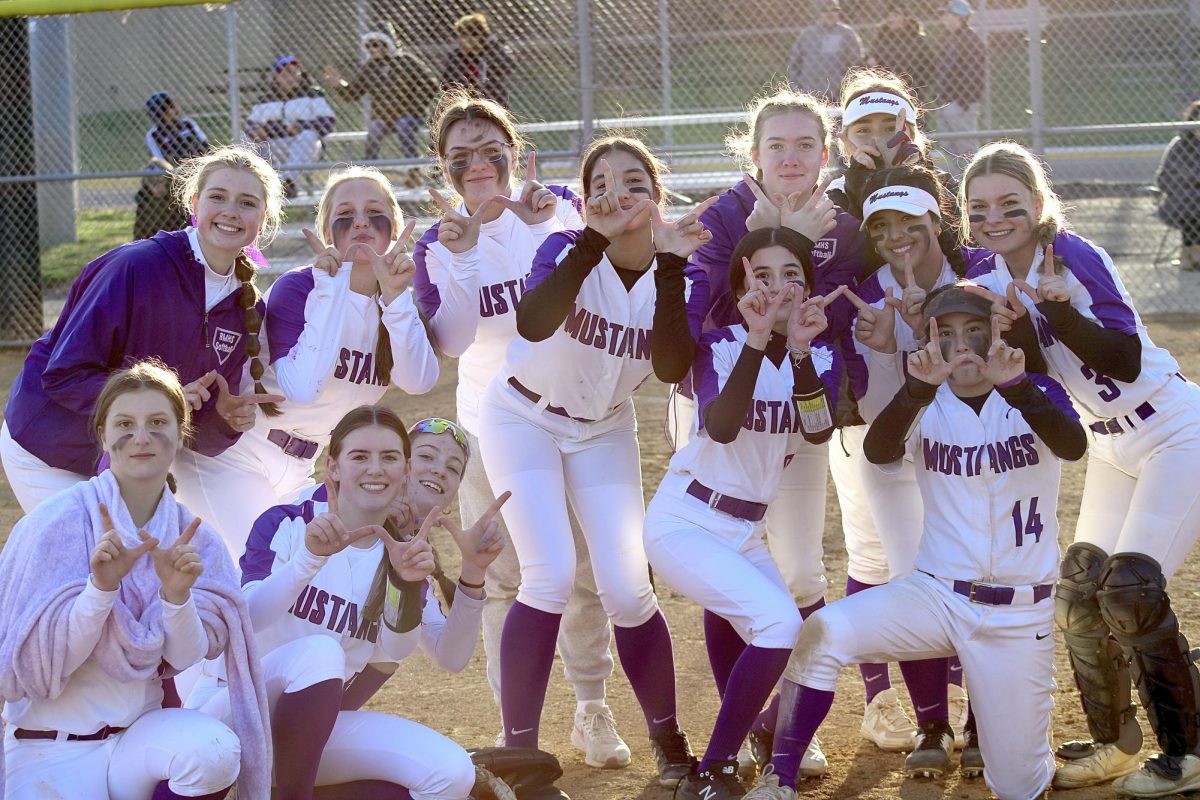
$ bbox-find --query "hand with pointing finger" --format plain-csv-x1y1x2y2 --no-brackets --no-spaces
429,188,498,255
779,175,838,242
907,318,971,386
90,503,159,592
845,286,898,354
966,315,1026,386
382,508,437,582
213,373,285,433
789,285,847,349
349,219,417,305
650,196,718,258
183,371,218,411
895,259,927,334
146,516,205,604
305,480,389,557
441,490,510,581
962,282,1027,335
1013,243,1071,304
742,175,783,232
303,228,345,277
737,258,788,349
491,152,557,225
585,158,656,240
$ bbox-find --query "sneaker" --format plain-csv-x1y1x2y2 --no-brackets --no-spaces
960,719,984,779
800,736,828,779
494,729,505,747
571,703,631,769
1114,754,1200,797
905,719,954,779
748,728,772,774
651,725,697,787
736,739,758,781
861,688,916,752
673,760,745,799
743,765,797,799
947,683,968,750
1053,740,1142,789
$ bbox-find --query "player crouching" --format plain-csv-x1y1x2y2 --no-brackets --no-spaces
749,284,1086,800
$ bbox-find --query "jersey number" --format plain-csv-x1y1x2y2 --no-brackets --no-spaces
1012,497,1044,547
1080,365,1121,402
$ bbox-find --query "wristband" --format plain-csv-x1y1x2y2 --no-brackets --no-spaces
997,372,1028,389
458,577,485,590
787,345,811,367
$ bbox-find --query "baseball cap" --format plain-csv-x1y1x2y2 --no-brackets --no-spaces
946,0,972,16
273,54,300,73
860,185,942,229
921,285,992,328
145,91,174,120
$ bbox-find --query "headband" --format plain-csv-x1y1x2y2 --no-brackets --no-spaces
842,92,918,128
860,185,942,228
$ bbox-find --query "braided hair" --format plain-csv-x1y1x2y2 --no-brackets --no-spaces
861,164,969,278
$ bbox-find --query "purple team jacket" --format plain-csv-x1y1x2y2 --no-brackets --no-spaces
5,229,258,474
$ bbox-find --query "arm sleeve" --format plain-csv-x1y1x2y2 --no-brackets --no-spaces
412,230,485,358
1002,312,1048,375
62,577,118,676
160,595,208,671
863,374,937,465
240,514,328,632
791,354,834,444
267,269,347,405
380,290,440,394
516,228,608,342
651,252,698,382
701,343,766,444
417,585,485,672
997,376,1088,462
1036,300,1142,383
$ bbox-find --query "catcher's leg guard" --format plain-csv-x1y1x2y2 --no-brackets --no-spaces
1055,542,1138,748
1098,552,1200,758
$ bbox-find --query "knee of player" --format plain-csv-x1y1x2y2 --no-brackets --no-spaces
783,609,842,685
986,768,1053,800
603,588,659,629
411,747,477,799
1054,541,1108,633
751,603,803,650
169,713,242,791
1096,552,1173,640
282,635,348,690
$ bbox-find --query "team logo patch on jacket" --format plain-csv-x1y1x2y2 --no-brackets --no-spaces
213,327,243,365
812,238,837,266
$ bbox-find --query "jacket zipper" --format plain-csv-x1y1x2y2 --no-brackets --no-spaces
204,312,210,349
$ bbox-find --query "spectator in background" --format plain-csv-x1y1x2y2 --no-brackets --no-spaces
133,158,188,241
935,0,984,169
144,91,210,166
869,1,933,103
787,0,864,103
244,54,336,198
441,13,515,106
1155,99,1200,270
323,30,439,185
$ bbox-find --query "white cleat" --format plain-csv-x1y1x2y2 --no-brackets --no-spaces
1114,754,1200,797
737,738,758,781
571,703,631,769
1053,741,1142,789
799,735,828,779
861,687,916,752
744,765,798,799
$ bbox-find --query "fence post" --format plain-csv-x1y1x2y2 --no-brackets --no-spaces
577,0,593,151
1027,0,1044,153
979,0,991,132
659,0,672,151
0,16,44,342
29,15,77,249
226,3,241,142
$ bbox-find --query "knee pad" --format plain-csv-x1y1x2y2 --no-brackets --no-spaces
1098,552,1200,756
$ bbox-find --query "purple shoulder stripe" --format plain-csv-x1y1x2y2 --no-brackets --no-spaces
964,252,1000,282
694,327,741,427
547,184,583,214
412,223,443,319
1053,231,1138,334
683,263,711,341
265,267,316,365
526,230,581,293
240,500,320,585
812,337,842,407
1029,373,1080,420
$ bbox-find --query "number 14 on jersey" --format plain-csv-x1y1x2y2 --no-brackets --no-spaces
1012,497,1044,547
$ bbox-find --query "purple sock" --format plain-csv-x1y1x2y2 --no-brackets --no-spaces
312,782,413,799
341,665,392,711
152,784,230,800
798,597,825,619
500,601,562,749
845,578,892,702
948,655,964,687
613,610,678,736
273,678,344,800
752,692,781,734
703,610,747,698
898,657,949,726
699,645,791,772
772,679,835,789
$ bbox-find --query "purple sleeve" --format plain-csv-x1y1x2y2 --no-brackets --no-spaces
524,230,579,293
689,187,747,327
240,502,316,585
1029,373,1080,419
1054,232,1139,335
693,328,739,421
412,223,443,319
548,184,583,215
265,268,316,365
683,263,711,342
813,338,842,408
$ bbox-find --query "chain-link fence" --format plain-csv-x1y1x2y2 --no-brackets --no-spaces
2,0,1200,342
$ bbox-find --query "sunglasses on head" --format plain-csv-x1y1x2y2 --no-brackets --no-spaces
409,418,471,458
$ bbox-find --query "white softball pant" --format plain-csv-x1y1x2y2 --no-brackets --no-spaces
785,572,1055,800
828,424,925,585
1073,376,1200,577
667,392,827,607
477,379,658,627
172,428,318,563
188,636,475,800
0,421,88,513
460,429,614,706
644,472,801,650
3,708,240,799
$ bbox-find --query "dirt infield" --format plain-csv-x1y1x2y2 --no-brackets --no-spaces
1,315,1197,800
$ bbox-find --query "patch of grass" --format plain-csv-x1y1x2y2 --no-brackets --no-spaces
41,208,134,287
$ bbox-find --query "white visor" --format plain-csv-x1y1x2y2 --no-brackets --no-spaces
842,92,917,128
860,185,941,228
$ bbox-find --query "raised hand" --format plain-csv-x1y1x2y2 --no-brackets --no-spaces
737,257,789,346
145,516,204,604
743,174,783,231
346,219,418,305
907,318,970,386
440,490,510,579
90,503,160,592
213,373,285,433
381,508,437,582
183,371,218,411
967,315,1027,386
779,176,838,242
492,152,558,225
846,287,898,354
875,108,922,168
429,188,498,255
788,285,847,349
304,481,387,557
649,196,717,257
303,228,344,276
963,282,1027,334
1013,243,1071,304
585,158,655,240
894,259,927,334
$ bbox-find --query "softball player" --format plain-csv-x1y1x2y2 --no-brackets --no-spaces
1,145,286,513
0,361,270,800
412,91,630,768
644,227,841,799
750,285,1086,800
187,405,504,800
477,135,711,783
963,141,1200,797
173,165,438,558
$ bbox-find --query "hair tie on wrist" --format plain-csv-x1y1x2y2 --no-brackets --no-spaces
458,577,485,590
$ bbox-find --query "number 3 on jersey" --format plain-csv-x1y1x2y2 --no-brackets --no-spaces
1080,364,1121,402
1012,497,1044,547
